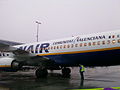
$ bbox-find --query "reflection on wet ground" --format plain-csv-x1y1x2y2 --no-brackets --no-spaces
0,66,120,90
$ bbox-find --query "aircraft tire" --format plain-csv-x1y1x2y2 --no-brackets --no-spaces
11,60,22,71
35,68,48,78
62,68,71,77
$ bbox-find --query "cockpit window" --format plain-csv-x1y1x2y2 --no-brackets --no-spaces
7,54,9,56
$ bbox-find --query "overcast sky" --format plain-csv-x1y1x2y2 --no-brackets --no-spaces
0,0,120,43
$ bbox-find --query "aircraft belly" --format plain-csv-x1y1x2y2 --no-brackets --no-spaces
45,48,120,67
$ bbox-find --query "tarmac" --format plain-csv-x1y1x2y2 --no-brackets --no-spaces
0,66,120,90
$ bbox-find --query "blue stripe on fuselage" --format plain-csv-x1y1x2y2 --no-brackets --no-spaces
45,48,120,67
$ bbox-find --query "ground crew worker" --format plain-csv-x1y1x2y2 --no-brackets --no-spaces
79,64,85,80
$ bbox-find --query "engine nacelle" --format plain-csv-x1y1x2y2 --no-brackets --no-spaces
0,57,14,68
0,57,20,71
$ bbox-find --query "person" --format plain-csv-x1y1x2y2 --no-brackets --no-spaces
79,64,85,80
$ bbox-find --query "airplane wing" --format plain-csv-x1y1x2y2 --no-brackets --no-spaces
0,39,55,71
0,40,33,61
0,39,23,51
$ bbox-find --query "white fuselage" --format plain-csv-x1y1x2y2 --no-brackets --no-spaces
1,30,120,68
13,30,120,57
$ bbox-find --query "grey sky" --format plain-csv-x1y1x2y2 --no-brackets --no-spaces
0,0,120,43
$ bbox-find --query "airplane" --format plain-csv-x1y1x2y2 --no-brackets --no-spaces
0,30,120,78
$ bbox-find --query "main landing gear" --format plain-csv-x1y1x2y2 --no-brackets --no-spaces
35,67,71,78
35,67,48,78
62,68,71,77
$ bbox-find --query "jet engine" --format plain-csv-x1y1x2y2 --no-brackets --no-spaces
0,57,20,71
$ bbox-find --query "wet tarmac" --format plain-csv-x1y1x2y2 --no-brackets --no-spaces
0,66,120,90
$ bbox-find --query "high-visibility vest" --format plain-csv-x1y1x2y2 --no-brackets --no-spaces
80,65,85,72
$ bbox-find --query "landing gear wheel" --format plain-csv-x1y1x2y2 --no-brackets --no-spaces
62,68,71,77
11,60,22,72
35,68,48,78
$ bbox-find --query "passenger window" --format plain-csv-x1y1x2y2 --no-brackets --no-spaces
75,44,78,47
117,35,120,38
71,44,74,48
64,45,66,48
112,35,115,38
67,45,70,48
102,41,105,45
107,40,110,44
80,43,82,47
118,39,120,43
109,36,111,39
7,54,9,56
88,42,91,46
60,45,62,49
97,41,100,45
84,43,87,46
93,42,96,46
112,40,116,44
3,53,5,56
54,46,56,49
51,46,53,50
48,47,50,50
57,46,59,49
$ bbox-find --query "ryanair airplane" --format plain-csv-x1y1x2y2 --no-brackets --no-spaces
0,30,120,78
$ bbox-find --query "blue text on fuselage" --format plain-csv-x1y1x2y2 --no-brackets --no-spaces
18,43,50,54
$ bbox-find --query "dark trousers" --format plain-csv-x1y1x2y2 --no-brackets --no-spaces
80,72,84,80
